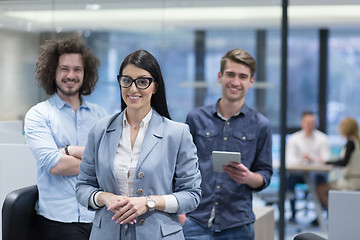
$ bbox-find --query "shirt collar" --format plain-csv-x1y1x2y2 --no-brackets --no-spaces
123,108,153,128
52,93,89,110
301,129,315,138
213,98,247,120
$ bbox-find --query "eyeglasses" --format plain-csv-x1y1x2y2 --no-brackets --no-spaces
117,75,154,90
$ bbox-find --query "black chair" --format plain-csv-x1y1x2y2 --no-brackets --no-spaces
294,232,327,240
2,185,39,240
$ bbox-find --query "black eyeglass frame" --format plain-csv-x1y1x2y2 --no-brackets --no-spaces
117,75,154,90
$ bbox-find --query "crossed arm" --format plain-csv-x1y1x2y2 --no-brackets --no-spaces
52,146,85,176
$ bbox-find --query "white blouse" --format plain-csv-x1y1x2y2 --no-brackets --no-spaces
114,108,151,196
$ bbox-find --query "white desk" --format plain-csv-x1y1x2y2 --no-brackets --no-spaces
253,206,275,240
287,164,333,233
0,120,23,133
0,121,24,144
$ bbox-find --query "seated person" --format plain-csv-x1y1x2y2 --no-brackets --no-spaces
286,111,330,222
318,117,360,208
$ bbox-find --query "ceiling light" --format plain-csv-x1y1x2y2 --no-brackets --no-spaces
85,4,101,10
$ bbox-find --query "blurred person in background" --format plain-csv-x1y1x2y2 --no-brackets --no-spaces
318,117,360,208
285,111,330,223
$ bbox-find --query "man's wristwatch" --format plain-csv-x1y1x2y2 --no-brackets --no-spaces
64,145,70,155
145,196,156,211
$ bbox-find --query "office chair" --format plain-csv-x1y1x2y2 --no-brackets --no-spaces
2,185,39,240
291,182,313,218
293,232,326,240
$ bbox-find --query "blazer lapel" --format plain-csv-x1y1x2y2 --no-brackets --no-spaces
137,111,163,168
105,112,124,193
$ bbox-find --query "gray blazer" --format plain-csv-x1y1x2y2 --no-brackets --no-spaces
76,110,201,240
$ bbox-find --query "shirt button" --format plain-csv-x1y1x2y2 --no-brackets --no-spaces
216,185,220,189
224,137,227,141
227,122,230,125
215,202,219,205
139,219,145,226
136,188,144,194
242,136,246,140
124,224,129,229
138,172,144,178
206,132,210,136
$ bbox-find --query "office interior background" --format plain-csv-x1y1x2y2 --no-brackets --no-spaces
1,0,360,238
2,0,360,148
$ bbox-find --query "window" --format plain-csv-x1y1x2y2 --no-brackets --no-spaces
328,30,360,135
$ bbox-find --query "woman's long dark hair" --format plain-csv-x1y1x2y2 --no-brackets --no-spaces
118,50,171,120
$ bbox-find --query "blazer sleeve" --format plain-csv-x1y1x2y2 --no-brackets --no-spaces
76,125,100,210
171,124,202,215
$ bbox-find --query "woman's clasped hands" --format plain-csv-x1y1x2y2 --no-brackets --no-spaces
100,192,148,225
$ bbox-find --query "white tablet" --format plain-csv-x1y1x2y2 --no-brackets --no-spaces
212,151,241,173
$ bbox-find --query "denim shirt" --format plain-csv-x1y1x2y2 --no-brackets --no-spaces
185,101,272,231
24,93,108,223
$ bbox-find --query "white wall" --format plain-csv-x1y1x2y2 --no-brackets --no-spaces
0,30,42,121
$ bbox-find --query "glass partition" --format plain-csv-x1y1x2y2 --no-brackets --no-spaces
0,0,283,122
328,29,360,135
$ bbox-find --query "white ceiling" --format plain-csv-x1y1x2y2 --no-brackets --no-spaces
1,0,360,32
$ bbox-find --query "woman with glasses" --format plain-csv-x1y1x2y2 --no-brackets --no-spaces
76,49,201,240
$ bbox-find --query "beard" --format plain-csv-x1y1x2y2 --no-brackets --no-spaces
56,79,82,97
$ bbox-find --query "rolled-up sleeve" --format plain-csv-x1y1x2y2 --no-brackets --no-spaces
251,119,273,191
24,106,62,173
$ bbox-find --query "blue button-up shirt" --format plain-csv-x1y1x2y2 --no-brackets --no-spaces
185,101,272,231
24,93,108,223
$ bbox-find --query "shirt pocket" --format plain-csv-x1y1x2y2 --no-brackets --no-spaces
196,128,221,158
233,132,256,165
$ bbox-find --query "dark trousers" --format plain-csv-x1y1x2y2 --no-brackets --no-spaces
183,218,254,240
36,214,92,240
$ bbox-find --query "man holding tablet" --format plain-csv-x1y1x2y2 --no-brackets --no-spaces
183,49,273,240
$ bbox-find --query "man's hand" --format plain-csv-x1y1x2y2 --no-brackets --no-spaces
178,214,187,225
303,154,314,163
223,162,263,189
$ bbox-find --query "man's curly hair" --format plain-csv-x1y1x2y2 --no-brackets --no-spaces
35,36,100,96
